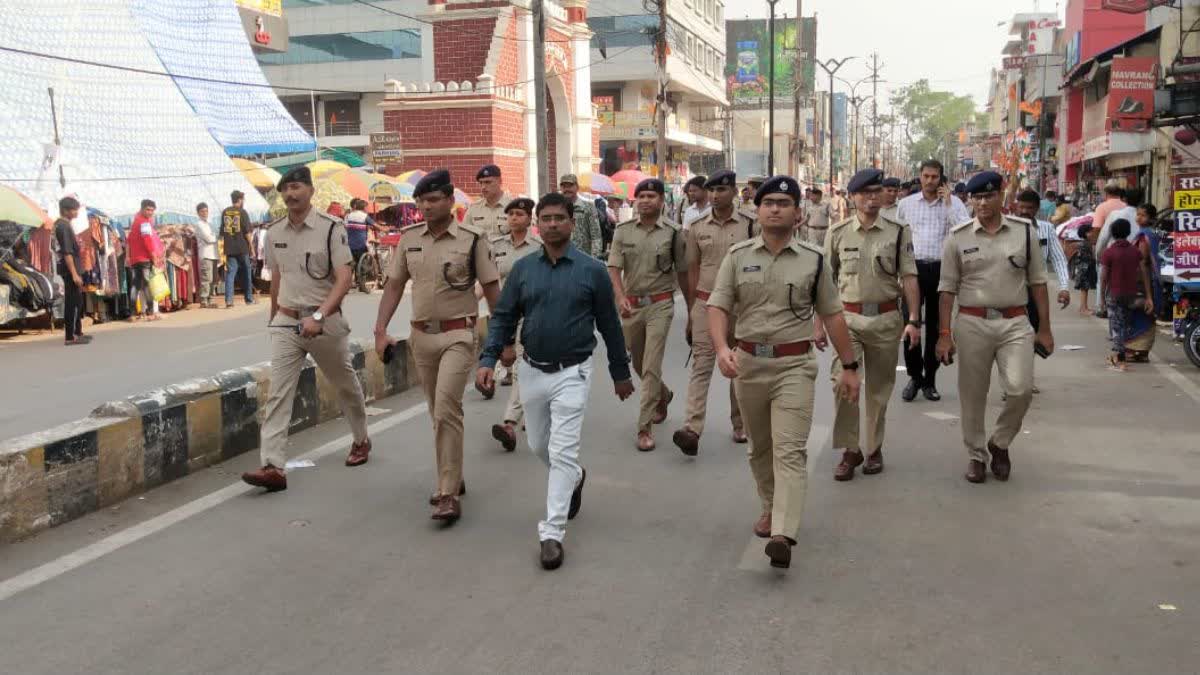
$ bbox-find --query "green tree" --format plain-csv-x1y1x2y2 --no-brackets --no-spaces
890,80,980,170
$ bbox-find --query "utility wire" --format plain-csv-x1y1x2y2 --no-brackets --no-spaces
346,0,647,44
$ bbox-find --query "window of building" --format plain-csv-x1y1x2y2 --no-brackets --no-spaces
256,29,421,65
323,100,362,136
588,15,657,49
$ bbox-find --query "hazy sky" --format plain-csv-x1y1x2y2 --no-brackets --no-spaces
733,0,1061,110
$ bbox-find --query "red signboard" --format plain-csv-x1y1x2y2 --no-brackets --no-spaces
1107,57,1157,132
1100,0,1171,12
1002,56,1026,70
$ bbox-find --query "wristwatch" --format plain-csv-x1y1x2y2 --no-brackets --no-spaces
842,360,860,371
311,311,325,323
907,318,922,328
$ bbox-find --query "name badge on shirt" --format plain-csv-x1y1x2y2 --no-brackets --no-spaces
962,247,979,255
743,265,762,272
495,251,508,257
274,243,287,248
843,247,859,252
407,246,422,252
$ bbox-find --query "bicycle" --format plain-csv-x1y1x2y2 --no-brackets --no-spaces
354,229,401,292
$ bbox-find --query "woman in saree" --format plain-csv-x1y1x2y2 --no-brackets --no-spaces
1125,203,1165,362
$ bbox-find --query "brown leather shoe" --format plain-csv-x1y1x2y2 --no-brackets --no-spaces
834,449,864,482
492,422,517,452
652,388,673,424
988,441,1011,481
765,535,794,569
568,468,586,520
242,465,287,492
345,438,371,467
753,511,771,538
428,480,467,505
540,539,564,570
964,459,987,484
732,428,748,444
862,448,884,475
672,428,699,456
431,494,461,523
637,431,656,452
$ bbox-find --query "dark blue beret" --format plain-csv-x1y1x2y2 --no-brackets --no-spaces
505,197,535,214
476,164,501,181
965,172,1003,195
847,168,884,194
414,169,454,198
277,165,312,191
881,177,902,188
705,170,736,189
685,175,707,190
954,181,968,193
753,175,802,206
634,178,665,196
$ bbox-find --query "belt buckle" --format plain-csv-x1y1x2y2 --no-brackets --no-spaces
753,343,774,358
861,302,880,317
632,296,649,308
985,308,1003,320
424,320,442,334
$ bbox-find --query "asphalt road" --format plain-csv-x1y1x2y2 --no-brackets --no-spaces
0,289,424,441
2,305,1198,673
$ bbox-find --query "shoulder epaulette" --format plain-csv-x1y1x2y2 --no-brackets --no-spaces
729,238,757,253
400,222,426,233
489,234,507,245
830,217,854,232
458,222,484,236
795,239,824,255
615,218,638,230
317,211,342,225
951,219,975,233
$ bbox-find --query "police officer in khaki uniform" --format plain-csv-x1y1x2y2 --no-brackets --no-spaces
672,170,755,456
608,178,688,451
739,176,766,221
708,175,861,570
374,169,501,522
819,169,921,481
242,166,372,492
936,171,1054,484
880,176,905,224
800,187,833,246
489,198,542,452
462,164,513,238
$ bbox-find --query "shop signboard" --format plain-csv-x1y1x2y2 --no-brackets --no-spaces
369,132,402,166
1173,172,1200,335
1100,0,1171,13
725,18,815,107
1107,57,1157,132
593,95,614,126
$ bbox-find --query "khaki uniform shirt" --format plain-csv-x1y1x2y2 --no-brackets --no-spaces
802,201,833,229
708,237,843,343
825,214,917,304
686,209,758,294
937,216,1048,308
387,221,501,322
607,216,686,297
881,204,903,224
491,232,542,282
463,193,513,237
264,209,353,310
738,202,758,222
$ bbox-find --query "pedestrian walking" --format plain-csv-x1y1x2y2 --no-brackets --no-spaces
896,159,971,402
221,190,255,308
127,199,164,321
672,170,754,456
680,175,712,230
880,177,904,224
241,166,372,493
799,187,833,246
344,198,375,290
374,169,501,524
1100,218,1152,372
478,191,634,570
1010,190,1071,397
739,176,766,221
820,169,921,482
559,174,603,258
1071,222,1099,315
488,198,542,452
54,196,90,345
463,164,513,237
193,202,219,308
1126,203,1165,362
935,172,1055,485
608,178,687,451
708,175,860,569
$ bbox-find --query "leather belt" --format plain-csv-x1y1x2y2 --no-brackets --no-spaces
737,340,812,358
958,306,1026,320
277,306,340,320
806,225,828,230
523,353,587,374
695,289,711,302
843,299,899,317
629,291,675,308
412,317,476,334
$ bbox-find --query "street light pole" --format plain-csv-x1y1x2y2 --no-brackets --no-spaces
767,0,780,176
816,57,855,189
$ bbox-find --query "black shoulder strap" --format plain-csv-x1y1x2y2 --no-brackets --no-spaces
468,230,479,281
747,218,753,240
812,249,823,304
895,223,903,275
1024,218,1031,262
671,227,679,269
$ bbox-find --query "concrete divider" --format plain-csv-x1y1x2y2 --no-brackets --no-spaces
0,337,416,544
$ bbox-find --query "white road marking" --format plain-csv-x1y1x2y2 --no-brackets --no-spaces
923,411,959,421
174,334,259,355
1150,355,1200,405
0,402,427,604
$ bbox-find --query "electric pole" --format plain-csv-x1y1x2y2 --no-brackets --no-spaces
655,0,668,180
868,52,883,168
766,0,780,176
791,0,803,177
816,57,855,189
532,0,549,195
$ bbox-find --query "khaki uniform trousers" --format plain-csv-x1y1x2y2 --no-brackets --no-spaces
953,314,1034,462
734,350,818,542
831,311,903,452
622,298,674,432
260,315,368,469
805,226,828,248
684,300,741,435
502,325,525,424
411,326,476,496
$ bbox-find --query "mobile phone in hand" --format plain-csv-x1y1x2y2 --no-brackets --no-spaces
382,343,395,364
1034,342,1050,359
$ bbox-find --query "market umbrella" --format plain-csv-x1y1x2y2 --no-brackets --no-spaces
610,169,650,187
231,158,282,191
579,172,616,195
264,180,354,220
324,168,373,202
612,181,631,200
396,169,426,185
306,160,352,179
0,184,53,229
454,188,470,207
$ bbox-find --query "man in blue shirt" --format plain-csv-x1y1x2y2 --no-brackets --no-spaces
477,192,635,571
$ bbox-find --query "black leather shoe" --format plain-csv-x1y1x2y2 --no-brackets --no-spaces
965,460,987,484
921,385,941,401
902,378,919,402
765,535,794,569
568,468,586,520
540,539,564,570
988,441,1011,481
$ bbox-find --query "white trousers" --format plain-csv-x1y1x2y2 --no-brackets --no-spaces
518,356,592,542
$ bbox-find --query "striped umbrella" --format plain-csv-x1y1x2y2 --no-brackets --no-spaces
397,170,427,186
306,160,352,179
0,184,53,229
580,172,616,195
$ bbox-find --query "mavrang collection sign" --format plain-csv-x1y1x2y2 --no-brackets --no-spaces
235,0,281,16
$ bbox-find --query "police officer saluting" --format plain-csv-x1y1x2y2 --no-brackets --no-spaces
489,198,541,452
374,170,501,522
463,164,512,237
672,170,754,456
708,175,861,570
936,171,1054,484
819,169,921,481
242,166,372,492
608,178,687,451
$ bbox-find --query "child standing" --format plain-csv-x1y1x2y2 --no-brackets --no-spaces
1099,218,1153,371
1071,222,1098,315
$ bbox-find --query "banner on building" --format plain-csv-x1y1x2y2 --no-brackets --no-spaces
593,95,614,126
1100,0,1171,13
725,18,815,107
1003,56,1026,70
1173,173,1200,300
369,132,402,165
1107,57,1157,132
235,0,281,16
